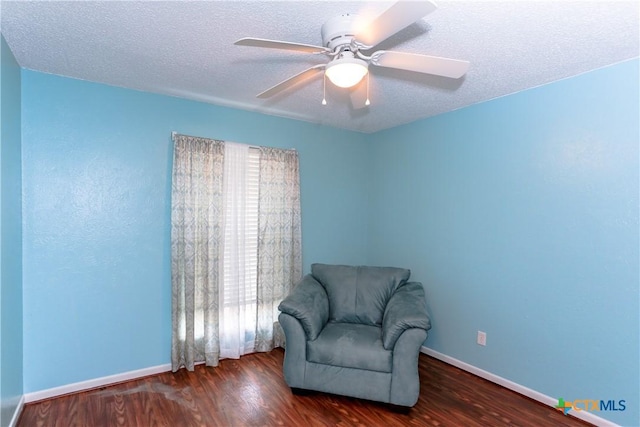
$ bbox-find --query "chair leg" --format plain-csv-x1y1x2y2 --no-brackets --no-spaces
387,404,411,414
290,387,313,396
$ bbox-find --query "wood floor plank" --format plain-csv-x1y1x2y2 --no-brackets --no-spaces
18,349,593,426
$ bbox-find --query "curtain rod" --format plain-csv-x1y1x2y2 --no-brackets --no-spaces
171,131,295,151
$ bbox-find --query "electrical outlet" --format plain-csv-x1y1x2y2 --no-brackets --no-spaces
477,331,487,346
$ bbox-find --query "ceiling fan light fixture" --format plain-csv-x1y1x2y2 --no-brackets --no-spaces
237,2,469,104
325,57,368,88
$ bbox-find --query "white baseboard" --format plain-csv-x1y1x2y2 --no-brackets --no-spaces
8,395,25,427
24,364,172,403
420,347,618,427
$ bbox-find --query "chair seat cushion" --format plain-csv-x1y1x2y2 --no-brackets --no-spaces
306,322,392,373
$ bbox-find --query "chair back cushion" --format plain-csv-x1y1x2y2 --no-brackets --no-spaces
311,264,410,326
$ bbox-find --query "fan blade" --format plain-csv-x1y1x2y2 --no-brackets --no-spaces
371,51,469,78
257,65,326,98
354,1,437,49
235,37,329,54
349,79,369,110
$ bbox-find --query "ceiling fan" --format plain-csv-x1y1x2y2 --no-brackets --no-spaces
234,1,469,108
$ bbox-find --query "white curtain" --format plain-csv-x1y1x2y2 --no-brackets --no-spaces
219,142,257,359
171,135,301,371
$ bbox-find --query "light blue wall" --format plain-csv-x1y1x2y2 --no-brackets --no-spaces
17,54,640,425
21,70,369,393
0,34,23,427
368,59,639,426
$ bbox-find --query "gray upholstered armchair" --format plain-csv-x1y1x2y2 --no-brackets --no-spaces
278,264,431,407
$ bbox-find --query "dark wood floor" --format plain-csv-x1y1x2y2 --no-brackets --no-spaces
19,349,592,426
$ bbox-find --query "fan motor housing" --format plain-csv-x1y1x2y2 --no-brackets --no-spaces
321,14,360,51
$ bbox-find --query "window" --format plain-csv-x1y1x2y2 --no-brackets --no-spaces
171,133,301,370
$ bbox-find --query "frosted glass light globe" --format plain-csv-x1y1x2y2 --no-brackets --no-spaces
325,57,368,88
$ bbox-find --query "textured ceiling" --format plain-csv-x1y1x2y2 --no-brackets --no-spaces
1,1,638,133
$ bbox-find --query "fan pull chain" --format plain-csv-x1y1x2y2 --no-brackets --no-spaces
365,73,371,106
322,73,327,105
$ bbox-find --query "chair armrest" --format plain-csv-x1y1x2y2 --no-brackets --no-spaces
278,274,329,341
382,282,431,350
